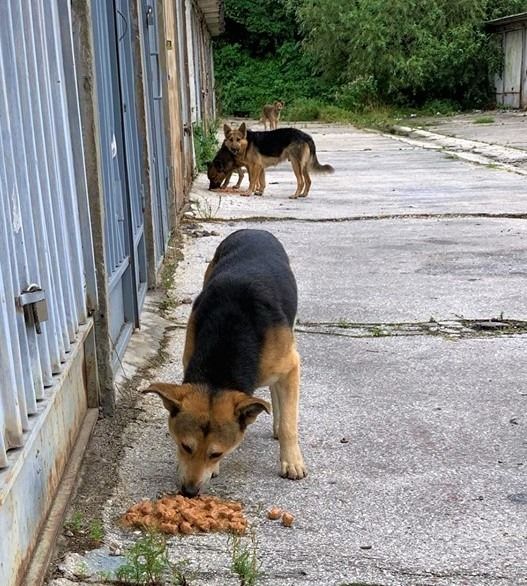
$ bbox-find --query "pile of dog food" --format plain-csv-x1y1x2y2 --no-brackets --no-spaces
122,494,247,535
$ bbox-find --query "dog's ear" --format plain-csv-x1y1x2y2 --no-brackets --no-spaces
143,382,188,416
238,122,247,138
223,123,231,137
235,395,270,429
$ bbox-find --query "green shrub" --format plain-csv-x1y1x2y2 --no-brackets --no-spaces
335,76,379,112
214,42,327,117
292,0,527,107
281,98,322,121
193,121,219,173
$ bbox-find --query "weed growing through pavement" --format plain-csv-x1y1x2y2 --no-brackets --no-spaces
116,533,170,585
192,195,223,220
65,510,84,533
371,325,385,337
88,518,104,543
115,533,192,585
473,116,495,124
230,530,261,586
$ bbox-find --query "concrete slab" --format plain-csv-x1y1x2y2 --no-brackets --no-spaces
104,333,527,586
166,218,527,323
192,127,527,220
422,111,527,152
47,122,527,586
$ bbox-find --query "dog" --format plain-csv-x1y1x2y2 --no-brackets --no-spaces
223,123,334,198
261,100,284,130
207,143,245,190
144,229,306,496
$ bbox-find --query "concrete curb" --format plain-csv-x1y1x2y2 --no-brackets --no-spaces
385,124,527,176
23,409,99,586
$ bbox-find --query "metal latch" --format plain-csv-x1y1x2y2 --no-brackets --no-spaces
146,6,154,26
18,284,48,334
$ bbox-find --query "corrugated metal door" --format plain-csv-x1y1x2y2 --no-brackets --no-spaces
497,29,524,107
91,0,147,368
115,0,148,309
141,0,171,263
0,0,90,472
522,28,527,109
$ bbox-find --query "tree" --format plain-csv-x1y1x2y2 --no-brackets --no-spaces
293,0,527,106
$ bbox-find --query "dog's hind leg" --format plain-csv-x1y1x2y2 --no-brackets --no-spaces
270,384,281,440
299,168,311,197
275,354,306,480
298,145,312,197
288,158,304,199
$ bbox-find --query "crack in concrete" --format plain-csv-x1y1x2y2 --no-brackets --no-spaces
167,319,527,340
195,212,527,224
296,318,527,339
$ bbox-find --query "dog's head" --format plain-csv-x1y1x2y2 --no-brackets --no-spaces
207,160,226,190
144,382,270,496
274,100,284,111
223,123,247,156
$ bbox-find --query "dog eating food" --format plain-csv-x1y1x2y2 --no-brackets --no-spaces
122,494,247,535
144,230,307,497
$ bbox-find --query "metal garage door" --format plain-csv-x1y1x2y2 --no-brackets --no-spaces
91,0,147,369
141,0,171,264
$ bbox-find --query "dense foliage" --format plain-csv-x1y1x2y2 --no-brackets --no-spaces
214,0,527,116
294,0,527,107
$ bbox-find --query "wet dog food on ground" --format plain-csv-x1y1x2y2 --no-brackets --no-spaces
122,494,247,535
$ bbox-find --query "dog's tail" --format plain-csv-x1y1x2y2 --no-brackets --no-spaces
307,138,334,174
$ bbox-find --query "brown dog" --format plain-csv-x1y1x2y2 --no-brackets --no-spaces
223,123,334,198
144,229,306,496
261,100,284,130
207,143,245,190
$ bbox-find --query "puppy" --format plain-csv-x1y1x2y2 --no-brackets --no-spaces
207,143,245,190
145,229,306,496
261,100,284,130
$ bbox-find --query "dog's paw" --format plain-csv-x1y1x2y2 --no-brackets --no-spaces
239,191,252,197
280,455,307,480
288,194,299,200
211,462,220,478
254,190,264,196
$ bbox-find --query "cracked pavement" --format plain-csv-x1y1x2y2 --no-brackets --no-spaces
48,121,527,586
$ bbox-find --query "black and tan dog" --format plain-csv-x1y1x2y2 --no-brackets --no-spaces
145,229,306,496
223,123,334,198
207,143,245,190
261,100,284,130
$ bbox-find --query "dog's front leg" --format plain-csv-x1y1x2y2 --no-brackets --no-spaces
255,166,266,196
234,168,244,189
275,357,306,480
241,164,259,196
221,170,233,189
211,461,220,478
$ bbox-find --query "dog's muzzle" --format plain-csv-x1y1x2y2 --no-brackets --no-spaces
181,483,200,498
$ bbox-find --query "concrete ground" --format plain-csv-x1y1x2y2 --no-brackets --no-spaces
47,122,527,586
422,110,527,152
